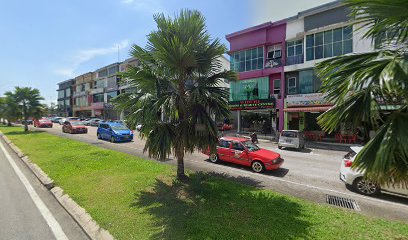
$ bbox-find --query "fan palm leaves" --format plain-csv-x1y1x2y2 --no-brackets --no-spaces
114,10,236,179
316,0,408,186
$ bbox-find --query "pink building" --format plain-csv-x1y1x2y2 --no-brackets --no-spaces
226,20,286,134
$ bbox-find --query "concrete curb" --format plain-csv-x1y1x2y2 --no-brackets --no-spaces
0,131,114,240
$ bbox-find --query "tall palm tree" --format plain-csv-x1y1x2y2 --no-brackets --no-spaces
2,91,21,126
316,0,408,186
12,87,44,132
114,10,236,180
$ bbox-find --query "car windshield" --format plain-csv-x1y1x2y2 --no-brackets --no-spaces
242,141,260,152
70,121,83,126
111,124,129,131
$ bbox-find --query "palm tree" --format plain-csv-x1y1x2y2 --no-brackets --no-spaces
2,92,21,126
114,10,236,180
316,0,408,186
12,87,44,132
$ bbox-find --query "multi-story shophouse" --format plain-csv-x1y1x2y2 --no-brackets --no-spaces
283,1,372,134
226,0,373,137
92,63,121,120
56,79,75,117
72,72,95,118
226,20,286,135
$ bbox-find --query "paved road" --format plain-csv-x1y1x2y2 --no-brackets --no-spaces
0,136,89,240
32,124,408,222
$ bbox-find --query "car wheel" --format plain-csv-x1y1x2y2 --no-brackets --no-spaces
353,177,380,196
209,153,219,163
97,133,101,139
111,136,115,143
251,161,265,173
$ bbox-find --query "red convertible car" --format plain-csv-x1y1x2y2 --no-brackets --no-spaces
204,137,283,173
33,118,53,128
62,120,88,134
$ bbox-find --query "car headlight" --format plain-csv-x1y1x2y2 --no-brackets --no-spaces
272,158,280,164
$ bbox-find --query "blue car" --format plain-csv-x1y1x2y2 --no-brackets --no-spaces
97,122,134,143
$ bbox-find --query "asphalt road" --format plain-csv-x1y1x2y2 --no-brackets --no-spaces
0,135,89,240
31,124,408,222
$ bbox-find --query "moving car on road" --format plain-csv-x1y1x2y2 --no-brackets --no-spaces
97,122,133,143
33,118,53,128
51,117,63,123
87,118,103,127
278,130,305,150
62,120,88,134
340,146,408,197
204,137,284,173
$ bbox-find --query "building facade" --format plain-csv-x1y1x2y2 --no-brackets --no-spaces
56,79,75,117
226,0,374,136
72,72,94,118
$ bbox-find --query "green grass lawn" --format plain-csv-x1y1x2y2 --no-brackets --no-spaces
1,125,407,240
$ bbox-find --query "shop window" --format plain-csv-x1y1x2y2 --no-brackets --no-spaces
106,91,118,103
93,93,104,103
229,77,269,101
273,79,281,95
288,77,297,94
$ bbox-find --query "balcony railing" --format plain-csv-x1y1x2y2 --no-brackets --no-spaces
286,55,304,66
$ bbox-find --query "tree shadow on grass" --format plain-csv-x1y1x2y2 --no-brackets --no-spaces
131,172,312,240
2,130,44,136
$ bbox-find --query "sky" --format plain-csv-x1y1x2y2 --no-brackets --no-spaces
0,0,333,104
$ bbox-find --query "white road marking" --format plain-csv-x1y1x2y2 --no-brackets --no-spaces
0,140,69,240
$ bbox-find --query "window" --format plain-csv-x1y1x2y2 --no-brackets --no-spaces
230,47,264,72
229,77,269,101
108,66,119,75
286,40,304,65
299,70,315,94
267,44,282,60
218,140,231,148
106,91,117,102
273,79,281,95
306,26,353,61
95,80,105,89
288,77,297,94
93,93,104,103
65,88,71,97
65,99,70,106
58,100,64,107
98,69,108,78
232,142,245,151
57,90,64,99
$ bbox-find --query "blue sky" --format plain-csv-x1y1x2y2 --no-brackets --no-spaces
0,0,333,103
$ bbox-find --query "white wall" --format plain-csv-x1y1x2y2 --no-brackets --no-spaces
286,18,304,40
353,23,374,53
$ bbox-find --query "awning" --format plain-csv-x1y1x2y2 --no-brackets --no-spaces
284,106,332,112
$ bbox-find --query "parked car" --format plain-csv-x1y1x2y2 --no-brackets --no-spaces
217,122,233,131
340,146,408,196
204,137,284,173
62,120,88,134
88,118,103,127
21,119,33,125
97,122,133,143
51,117,63,123
33,118,53,128
278,130,305,150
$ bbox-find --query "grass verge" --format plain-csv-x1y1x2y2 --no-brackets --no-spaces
1,125,407,240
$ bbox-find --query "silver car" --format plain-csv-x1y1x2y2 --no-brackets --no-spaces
278,130,305,150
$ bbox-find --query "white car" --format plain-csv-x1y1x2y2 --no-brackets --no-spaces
340,146,408,196
278,130,305,150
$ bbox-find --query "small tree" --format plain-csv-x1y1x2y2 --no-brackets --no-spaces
114,10,236,180
11,87,44,131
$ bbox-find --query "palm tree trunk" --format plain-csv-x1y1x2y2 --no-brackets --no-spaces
177,156,186,180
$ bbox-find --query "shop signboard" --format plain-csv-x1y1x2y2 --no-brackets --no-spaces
229,98,276,111
286,93,330,107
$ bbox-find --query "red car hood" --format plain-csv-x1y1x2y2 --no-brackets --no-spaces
250,149,280,160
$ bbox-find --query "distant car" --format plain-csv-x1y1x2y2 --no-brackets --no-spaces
278,130,305,150
340,146,408,197
51,117,62,123
97,122,133,143
88,118,103,127
62,120,88,134
22,119,33,125
217,123,233,131
203,137,284,173
33,118,53,128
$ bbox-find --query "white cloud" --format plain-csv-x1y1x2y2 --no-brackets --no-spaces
55,40,129,78
120,0,164,14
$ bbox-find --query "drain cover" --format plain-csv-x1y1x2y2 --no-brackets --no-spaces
326,195,360,211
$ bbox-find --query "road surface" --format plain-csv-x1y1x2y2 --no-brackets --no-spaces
30,124,408,222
